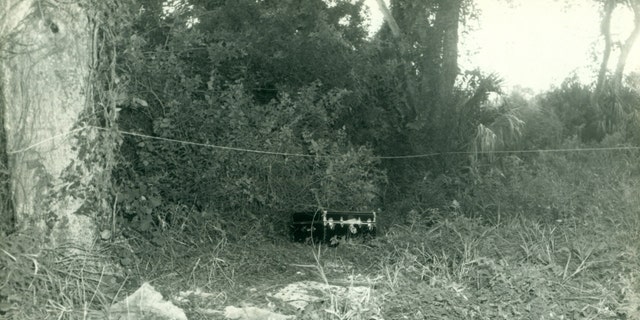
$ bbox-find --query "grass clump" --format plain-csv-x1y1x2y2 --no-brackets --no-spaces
0,231,127,319
376,149,640,319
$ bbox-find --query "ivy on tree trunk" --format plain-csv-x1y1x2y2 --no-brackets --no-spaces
0,0,113,248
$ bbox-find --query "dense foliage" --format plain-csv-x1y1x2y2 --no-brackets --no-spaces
3,0,640,319
112,0,499,233
114,0,387,232
110,0,640,236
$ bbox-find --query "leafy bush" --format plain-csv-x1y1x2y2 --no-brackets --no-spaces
540,77,600,142
507,91,563,150
454,134,640,224
115,70,385,233
540,76,640,144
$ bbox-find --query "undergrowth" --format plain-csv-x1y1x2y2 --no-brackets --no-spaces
2,151,639,319
0,232,127,319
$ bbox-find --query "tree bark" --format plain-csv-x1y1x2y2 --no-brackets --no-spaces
381,0,462,126
1,0,106,247
434,0,461,104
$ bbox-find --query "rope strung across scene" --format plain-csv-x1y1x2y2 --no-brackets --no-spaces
7,125,640,159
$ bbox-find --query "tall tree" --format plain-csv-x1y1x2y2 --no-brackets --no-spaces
592,0,640,135
364,0,499,200
594,0,640,92
0,0,116,247
594,0,616,98
612,0,640,88
375,0,466,125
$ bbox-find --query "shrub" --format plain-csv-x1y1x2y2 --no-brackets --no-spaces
114,79,385,234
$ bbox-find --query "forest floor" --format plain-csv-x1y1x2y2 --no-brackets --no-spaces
3,154,640,319
132,218,639,319
117,181,640,320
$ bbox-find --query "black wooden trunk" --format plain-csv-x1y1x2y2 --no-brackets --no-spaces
290,210,376,245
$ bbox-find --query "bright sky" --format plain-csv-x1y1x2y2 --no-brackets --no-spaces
362,0,640,92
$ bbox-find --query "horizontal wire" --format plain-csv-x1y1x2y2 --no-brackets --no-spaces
7,125,640,159
7,127,87,154
376,146,640,159
113,128,321,158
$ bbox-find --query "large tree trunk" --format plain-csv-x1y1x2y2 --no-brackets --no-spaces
378,0,462,130
434,0,461,104
0,0,108,248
